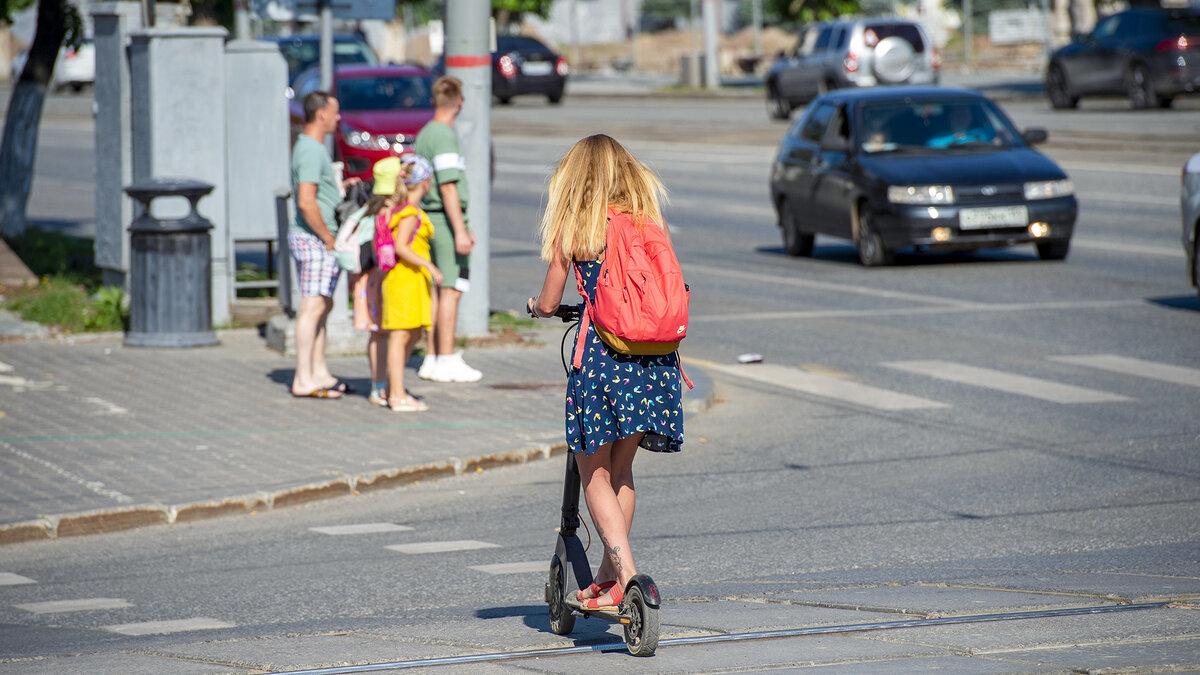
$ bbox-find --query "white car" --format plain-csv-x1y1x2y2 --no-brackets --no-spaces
9,39,94,93
1184,152,1200,301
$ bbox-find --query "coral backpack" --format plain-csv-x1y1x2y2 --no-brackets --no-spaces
573,209,690,379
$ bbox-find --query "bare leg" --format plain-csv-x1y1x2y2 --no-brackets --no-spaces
367,331,387,384
387,328,415,404
292,295,338,396
435,286,462,356
312,295,334,385
577,432,643,605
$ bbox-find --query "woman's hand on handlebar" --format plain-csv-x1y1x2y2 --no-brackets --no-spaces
526,297,544,318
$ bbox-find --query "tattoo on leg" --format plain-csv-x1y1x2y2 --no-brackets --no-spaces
598,530,625,577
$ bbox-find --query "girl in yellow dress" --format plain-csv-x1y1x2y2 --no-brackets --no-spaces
382,155,442,412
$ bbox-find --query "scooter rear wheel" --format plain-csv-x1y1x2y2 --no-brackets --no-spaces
547,558,576,635
623,584,659,656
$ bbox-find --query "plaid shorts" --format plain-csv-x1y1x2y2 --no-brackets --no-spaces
288,230,341,298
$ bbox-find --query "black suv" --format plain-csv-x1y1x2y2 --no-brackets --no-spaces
1046,7,1200,109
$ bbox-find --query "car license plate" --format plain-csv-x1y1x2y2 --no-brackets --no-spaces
522,61,553,76
958,205,1028,230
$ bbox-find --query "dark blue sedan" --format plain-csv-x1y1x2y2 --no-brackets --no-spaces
770,87,1078,266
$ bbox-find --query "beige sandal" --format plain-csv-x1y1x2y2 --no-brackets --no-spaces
388,396,428,412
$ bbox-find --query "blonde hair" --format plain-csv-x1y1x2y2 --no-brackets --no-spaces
432,76,463,109
538,134,667,262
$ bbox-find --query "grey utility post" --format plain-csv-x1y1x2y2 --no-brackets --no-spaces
443,0,492,338
225,40,291,309
128,27,232,328
702,0,720,89
91,2,144,289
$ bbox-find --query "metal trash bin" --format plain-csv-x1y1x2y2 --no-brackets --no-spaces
123,179,220,348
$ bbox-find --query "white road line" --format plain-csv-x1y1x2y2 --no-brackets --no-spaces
688,263,979,308
885,360,1132,404
690,299,1146,323
385,540,501,555
1070,238,1182,258
102,617,234,635
469,561,547,575
1049,354,1200,388
83,397,128,415
706,363,949,411
309,523,414,536
16,598,132,614
0,361,12,373
0,572,36,586
1058,161,1180,177
1077,192,1176,207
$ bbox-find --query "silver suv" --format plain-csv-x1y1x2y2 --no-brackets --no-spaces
766,18,940,119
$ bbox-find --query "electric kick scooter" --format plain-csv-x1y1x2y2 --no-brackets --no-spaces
533,304,662,657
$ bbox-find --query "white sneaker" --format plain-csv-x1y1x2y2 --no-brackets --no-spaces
417,354,438,381
431,352,482,383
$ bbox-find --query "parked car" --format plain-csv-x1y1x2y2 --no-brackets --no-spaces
1184,152,1200,300
436,35,568,104
10,38,95,93
261,33,380,86
770,87,1077,266
1046,7,1200,110
289,64,436,180
765,18,939,119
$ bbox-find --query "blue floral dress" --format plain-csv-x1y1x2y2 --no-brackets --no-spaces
566,260,685,456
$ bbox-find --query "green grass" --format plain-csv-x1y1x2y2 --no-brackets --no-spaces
489,310,537,332
2,230,127,332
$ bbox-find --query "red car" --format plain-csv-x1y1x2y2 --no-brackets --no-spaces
290,64,437,180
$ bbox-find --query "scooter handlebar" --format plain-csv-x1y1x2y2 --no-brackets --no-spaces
528,301,580,323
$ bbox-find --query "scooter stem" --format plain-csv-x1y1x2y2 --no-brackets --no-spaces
560,451,582,537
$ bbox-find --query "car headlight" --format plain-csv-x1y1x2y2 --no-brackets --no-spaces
887,185,955,205
1023,179,1073,200
343,128,412,152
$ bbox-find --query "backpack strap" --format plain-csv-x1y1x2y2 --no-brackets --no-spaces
571,259,591,370
678,359,694,390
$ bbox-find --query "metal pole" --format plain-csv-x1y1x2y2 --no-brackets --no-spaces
141,0,154,27
702,0,719,89
752,0,762,56
964,0,974,72
444,0,492,338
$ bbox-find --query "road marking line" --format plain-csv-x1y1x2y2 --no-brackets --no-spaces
690,299,1145,323
706,363,949,411
15,598,132,614
103,617,234,635
0,361,12,373
385,540,501,555
310,523,414,536
83,397,128,415
469,561,547,575
687,263,979,308
1077,192,1175,207
1070,238,1182,258
885,360,1132,403
0,573,36,586
1049,354,1200,388
1059,161,1179,177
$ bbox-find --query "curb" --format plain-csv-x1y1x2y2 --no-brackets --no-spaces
0,442,568,546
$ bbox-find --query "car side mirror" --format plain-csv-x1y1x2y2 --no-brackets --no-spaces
820,136,849,153
1022,128,1048,145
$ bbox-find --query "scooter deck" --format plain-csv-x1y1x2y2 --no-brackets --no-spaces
563,594,629,622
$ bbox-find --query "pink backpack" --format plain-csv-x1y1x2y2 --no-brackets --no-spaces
573,209,691,385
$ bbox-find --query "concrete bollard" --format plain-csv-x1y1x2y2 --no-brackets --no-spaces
124,179,220,348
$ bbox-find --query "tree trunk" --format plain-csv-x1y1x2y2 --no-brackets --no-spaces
0,0,66,241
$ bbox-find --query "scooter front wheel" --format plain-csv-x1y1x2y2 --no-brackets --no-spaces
547,557,576,635
623,584,660,656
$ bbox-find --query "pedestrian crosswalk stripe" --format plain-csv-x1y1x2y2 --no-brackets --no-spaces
385,540,501,555
1049,354,1200,388
0,573,36,586
885,361,1132,403
707,363,949,411
102,618,234,635
16,598,132,614
0,361,12,373
469,561,547,575
310,523,414,536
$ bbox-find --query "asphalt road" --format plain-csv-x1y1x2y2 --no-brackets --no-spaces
0,87,1197,672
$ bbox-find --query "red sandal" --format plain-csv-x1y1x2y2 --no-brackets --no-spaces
577,580,617,602
583,581,624,611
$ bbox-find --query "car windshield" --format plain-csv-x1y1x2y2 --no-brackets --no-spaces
337,75,435,111
280,39,379,83
858,100,1020,153
497,36,550,53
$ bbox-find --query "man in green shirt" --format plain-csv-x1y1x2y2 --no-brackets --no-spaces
288,90,359,398
414,76,481,383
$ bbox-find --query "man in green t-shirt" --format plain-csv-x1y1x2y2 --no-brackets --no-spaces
414,76,481,383
288,90,360,398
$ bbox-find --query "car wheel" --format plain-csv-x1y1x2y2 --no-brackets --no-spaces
497,95,513,105
1046,65,1078,110
1127,64,1156,110
780,199,814,257
766,83,790,120
1036,239,1071,261
855,207,893,267
547,90,563,104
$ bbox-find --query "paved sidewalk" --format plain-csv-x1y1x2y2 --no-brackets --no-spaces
0,329,713,544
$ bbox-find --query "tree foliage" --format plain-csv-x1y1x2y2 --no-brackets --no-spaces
767,0,861,26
